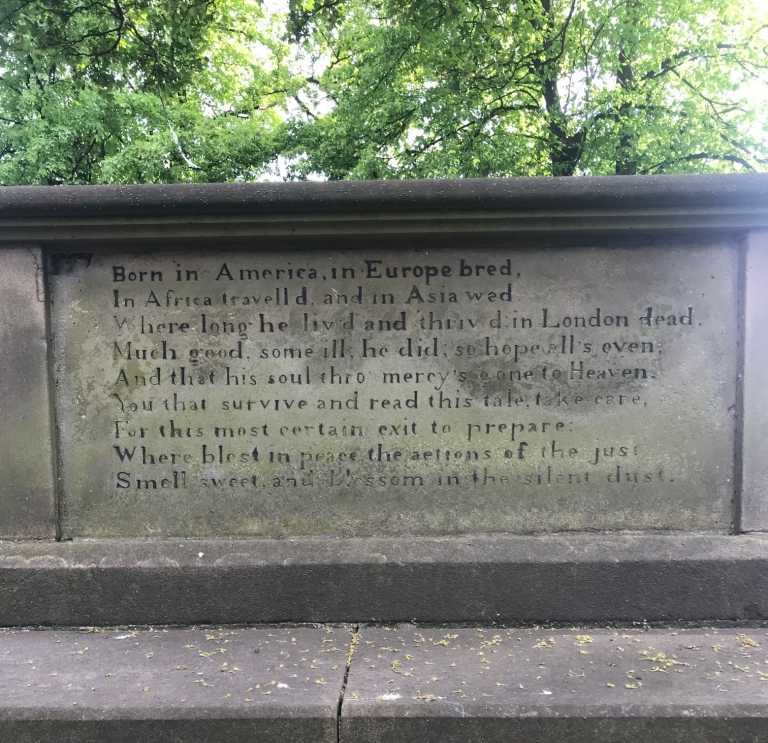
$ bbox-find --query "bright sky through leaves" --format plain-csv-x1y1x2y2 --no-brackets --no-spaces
0,0,766,183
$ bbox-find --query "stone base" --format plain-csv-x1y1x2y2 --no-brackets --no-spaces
3,534,768,625
3,625,768,742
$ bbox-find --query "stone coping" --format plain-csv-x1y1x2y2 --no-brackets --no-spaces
1,534,768,626
0,175,766,243
1,175,767,218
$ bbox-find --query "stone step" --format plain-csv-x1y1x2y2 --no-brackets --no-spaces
3,534,768,626
344,625,768,742
2,625,768,741
0,625,348,742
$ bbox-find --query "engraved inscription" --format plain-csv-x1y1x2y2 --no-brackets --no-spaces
51,246,738,536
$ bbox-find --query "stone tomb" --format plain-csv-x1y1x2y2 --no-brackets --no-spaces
53,245,736,537
1,176,768,741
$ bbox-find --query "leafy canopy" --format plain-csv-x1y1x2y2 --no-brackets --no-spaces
286,0,768,177
0,0,292,183
0,0,766,183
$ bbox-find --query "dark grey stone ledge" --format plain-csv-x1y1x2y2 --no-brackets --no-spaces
0,175,766,243
2,534,768,626
0,626,346,742
2,175,768,218
4,625,768,742
344,626,768,743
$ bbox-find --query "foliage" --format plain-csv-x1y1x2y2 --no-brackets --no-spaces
0,0,767,183
0,0,291,183
286,0,768,178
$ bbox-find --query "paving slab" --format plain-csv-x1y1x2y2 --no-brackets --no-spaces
342,626,768,742
0,625,350,742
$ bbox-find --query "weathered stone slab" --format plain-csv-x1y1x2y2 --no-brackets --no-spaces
51,244,737,537
0,247,55,538
741,231,768,531
1,533,768,626
0,625,348,742
342,626,768,742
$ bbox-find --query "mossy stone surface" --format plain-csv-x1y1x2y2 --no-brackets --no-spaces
51,244,737,537
0,247,55,538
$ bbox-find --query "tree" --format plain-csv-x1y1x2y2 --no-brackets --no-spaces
1,0,766,184
0,0,292,184
285,0,768,178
